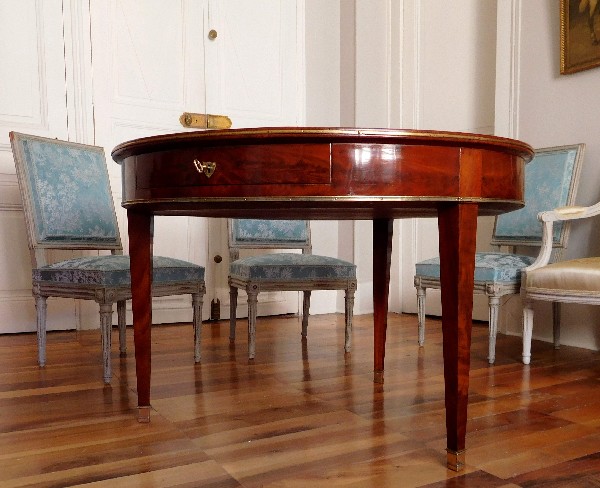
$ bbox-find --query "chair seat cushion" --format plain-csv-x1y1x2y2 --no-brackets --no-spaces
526,257,600,293
230,253,356,281
34,255,204,286
415,252,535,283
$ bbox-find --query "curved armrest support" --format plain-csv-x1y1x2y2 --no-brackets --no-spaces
523,218,555,273
523,202,600,275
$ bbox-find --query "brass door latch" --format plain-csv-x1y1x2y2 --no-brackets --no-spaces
180,112,232,129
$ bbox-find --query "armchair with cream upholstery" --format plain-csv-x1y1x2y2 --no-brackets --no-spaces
10,132,206,383
414,144,585,363
228,219,357,360
522,203,600,364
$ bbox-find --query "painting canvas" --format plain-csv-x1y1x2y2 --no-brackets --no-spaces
561,0,600,74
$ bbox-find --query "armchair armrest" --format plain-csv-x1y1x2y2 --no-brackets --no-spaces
524,202,600,274
542,205,591,221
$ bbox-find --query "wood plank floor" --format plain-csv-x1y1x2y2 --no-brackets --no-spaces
1,313,600,487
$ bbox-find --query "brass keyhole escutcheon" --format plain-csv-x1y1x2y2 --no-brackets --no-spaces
208,29,218,40
193,159,216,178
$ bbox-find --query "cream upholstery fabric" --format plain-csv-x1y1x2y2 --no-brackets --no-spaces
526,257,600,293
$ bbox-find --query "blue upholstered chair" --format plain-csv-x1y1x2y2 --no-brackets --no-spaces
228,219,357,359
414,144,585,363
10,132,205,383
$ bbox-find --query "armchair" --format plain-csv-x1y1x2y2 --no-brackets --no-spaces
228,219,357,360
10,132,205,383
522,202,600,364
414,144,585,363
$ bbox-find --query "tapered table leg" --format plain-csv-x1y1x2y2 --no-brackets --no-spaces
437,203,478,471
127,210,154,423
373,218,393,384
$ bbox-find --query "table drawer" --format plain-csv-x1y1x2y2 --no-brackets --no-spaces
135,143,332,189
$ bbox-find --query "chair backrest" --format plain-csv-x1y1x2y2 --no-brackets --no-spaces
491,143,585,249
228,219,311,261
10,132,122,260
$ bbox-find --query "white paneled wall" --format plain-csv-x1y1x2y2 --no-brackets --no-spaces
0,1,74,333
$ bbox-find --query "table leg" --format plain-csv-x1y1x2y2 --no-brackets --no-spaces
127,210,154,423
373,218,393,383
437,203,478,471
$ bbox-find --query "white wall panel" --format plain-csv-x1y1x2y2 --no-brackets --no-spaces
0,1,73,333
0,0,68,148
205,0,302,127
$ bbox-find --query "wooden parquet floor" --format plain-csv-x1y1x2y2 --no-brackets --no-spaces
2,313,600,487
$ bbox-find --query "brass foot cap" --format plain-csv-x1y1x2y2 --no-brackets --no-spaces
446,449,466,472
137,406,151,423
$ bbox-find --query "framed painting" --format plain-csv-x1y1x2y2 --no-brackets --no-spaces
561,0,600,74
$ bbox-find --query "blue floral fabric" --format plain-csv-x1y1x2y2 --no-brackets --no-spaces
494,148,579,244
231,219,309,246
415,252,535,283
19,137,120,245
230,253,356,281
34,255,205,286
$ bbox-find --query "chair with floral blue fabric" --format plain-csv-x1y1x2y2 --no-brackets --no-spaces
414,144,585,363
10,132,205,383
228,219,357,360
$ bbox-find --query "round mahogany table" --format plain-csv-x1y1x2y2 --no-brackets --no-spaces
112,127,534,471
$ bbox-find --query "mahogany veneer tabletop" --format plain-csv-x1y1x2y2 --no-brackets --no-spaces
112,127,534,471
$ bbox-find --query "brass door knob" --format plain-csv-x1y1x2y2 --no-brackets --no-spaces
208,29,218,40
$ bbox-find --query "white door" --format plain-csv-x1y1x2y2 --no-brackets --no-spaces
204,1,305,320
90,0,208,327
90,1,305,324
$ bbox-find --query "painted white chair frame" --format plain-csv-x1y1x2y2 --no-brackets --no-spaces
522,202,600,364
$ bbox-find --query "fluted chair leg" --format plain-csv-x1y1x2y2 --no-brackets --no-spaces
117,300,127,356
522,298,534,365
229,286,238,343
35,295,48,367
416,285,426,346
247,291,258,360
192,292,203,362
488,295,500,364
99,302,114,383
344,286,356,353
301,291,311,337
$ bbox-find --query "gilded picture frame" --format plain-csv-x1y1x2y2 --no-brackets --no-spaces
561,0,600,74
